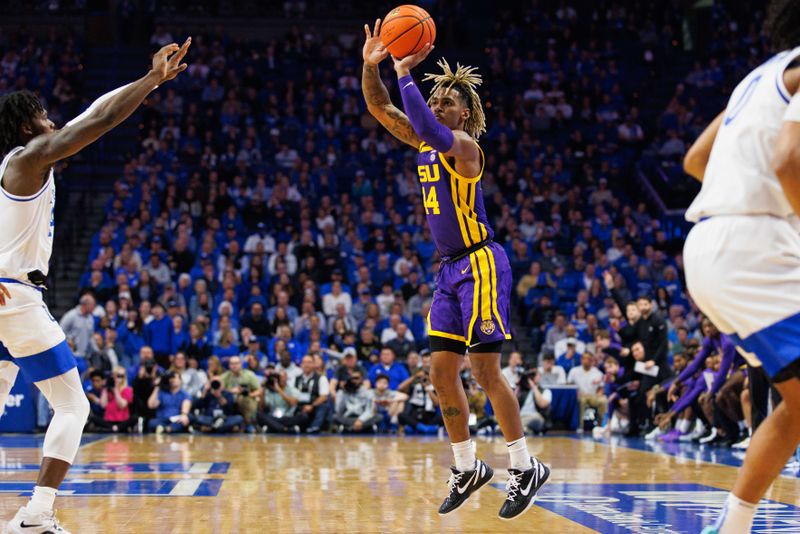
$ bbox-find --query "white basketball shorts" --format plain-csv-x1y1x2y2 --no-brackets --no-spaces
0,281,75,382
684,214,800,379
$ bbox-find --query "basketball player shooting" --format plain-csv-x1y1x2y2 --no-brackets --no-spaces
362,19,549,520
0,38,190,534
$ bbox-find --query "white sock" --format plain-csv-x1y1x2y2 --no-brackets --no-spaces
717,494,756,534
695,420,706,434
738,420,746,431
676,419,690,434
26,486,57,515
507,437,533,470
451,439,476,472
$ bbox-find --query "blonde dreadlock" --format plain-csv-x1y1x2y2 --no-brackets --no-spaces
422,58,486,139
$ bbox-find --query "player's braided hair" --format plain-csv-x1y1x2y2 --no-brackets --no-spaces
423,58,486,139
0,90,44,157
767,0,800,51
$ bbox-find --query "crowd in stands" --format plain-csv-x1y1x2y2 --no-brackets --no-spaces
0,2,771,445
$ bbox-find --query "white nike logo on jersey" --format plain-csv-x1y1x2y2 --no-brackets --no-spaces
461,266,469,274
457,463,483,494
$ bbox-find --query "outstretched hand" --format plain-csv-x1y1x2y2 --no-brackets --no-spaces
151,37,192,84
393,43,434,76
363,19,389,66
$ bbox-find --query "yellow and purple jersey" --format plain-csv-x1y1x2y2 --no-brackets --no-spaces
418,140,513,349
416,141,494,258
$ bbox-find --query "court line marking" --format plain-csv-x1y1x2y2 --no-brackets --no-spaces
188,462,213,474
566,434,800,481
170,479,202,496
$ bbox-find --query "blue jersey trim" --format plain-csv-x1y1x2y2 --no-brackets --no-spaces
0,177,51,202
775,73,791,104
0,278,44,292
12,340,76,382
728,310,800,378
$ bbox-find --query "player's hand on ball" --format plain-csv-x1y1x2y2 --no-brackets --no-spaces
151,37,191,83
363,19,389,66
393,43,434,75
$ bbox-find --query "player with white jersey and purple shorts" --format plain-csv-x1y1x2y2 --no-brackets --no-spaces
0,39,190,534
361,19,548,521
682,2,800,532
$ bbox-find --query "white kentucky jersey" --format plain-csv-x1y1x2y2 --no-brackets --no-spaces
0,146,56,280
686,46,800,222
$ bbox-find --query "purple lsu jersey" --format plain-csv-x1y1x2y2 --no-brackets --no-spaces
416,141,494,257
418,141,512,348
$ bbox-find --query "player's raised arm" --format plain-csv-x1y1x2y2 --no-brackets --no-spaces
393,51,479,164
683,110,724,182
8,38,191,194
361,20,421,149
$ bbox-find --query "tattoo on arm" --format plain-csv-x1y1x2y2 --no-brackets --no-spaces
442,406,462,419
362,63,421,148
362,64,390,107
385,108,420,145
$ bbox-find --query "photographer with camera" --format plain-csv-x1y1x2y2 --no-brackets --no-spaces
333,370,382,433
97,366,134,433
330,348,370,401
221,356,262,432
190,377,244,433
518,368,552,434
294,354,331,434
501,351,525,389
397,360,441,434
256,367,303,433
146,371,191,434
131,346,164,427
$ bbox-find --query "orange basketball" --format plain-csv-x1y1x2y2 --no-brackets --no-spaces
380,5,436,59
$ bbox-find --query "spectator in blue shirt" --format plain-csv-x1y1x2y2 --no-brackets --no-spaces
170,314,190,355
85,370,106,426
369,347,410,390
144,303,173,367
146,371,191,433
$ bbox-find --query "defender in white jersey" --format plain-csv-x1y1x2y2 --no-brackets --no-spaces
0,39,190,534
683,3,800,532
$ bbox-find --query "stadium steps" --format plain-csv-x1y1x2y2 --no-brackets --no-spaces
49,192,110,318
70,46,149,190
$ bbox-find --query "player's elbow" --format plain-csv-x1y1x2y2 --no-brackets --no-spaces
682,146,706,181
771,146,800,181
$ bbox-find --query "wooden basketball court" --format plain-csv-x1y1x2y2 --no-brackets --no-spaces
0,433,798,533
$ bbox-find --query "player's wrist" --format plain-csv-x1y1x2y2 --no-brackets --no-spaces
145,69,165,88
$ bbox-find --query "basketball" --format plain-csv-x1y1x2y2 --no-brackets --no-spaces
379,5,436,59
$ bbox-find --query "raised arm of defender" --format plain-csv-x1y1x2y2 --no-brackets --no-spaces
4,38,191,196
362,20,421,149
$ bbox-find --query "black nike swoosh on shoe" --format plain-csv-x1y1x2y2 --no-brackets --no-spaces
19,521,44,528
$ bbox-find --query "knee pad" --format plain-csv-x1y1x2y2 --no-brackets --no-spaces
37,369,89,463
